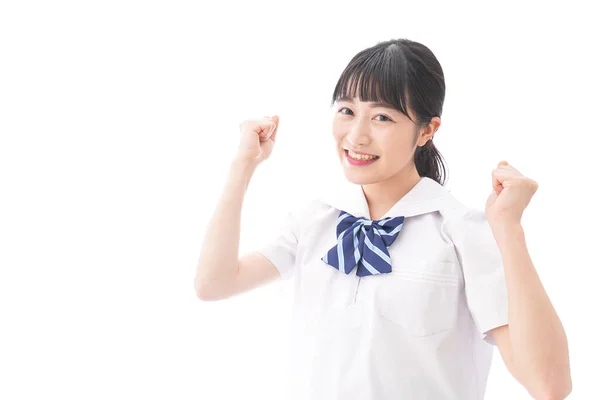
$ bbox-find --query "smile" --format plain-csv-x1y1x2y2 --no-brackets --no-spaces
345,150,380,166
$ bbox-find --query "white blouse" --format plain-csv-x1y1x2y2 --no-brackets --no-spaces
256,176,509,400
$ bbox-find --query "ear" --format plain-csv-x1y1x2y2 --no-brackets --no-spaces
416,117,441,146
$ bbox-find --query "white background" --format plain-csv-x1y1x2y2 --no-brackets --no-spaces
1,1,598,399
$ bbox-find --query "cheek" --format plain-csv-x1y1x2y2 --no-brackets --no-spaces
331,122,345,143
381,135,415,162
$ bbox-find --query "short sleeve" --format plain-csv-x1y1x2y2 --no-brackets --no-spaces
254,208,301,281
449,208,509,345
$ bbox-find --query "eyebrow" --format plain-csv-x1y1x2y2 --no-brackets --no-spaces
336,97,397,111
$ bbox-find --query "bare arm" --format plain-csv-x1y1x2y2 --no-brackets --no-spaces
486,161,571,399
198,251,281,301
195,116,281,301
490,223,571,399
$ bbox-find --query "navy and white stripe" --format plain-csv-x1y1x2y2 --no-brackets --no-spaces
321,210,405,277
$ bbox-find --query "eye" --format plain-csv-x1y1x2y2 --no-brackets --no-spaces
338,107,353,115
375,114,393,122
337,107,394,122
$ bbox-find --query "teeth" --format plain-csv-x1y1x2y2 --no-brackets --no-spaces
348,150,378,161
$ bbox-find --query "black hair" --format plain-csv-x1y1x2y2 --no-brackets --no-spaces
331,38,448,185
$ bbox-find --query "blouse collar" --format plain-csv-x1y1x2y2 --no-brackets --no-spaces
318,176,453,220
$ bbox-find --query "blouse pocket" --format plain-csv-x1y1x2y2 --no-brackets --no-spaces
374,260,461,337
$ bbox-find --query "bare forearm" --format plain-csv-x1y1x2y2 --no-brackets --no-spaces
491,222,571,398
195,157,257,295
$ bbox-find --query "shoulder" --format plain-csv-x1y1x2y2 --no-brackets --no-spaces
437,190,492,242
433,184,483,221
417,177,485,225
286,196,336,231
294,196,333,217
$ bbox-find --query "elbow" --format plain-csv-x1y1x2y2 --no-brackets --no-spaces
195,277,229,301
195,261,240,301
195,286,213,301
533,387,572,400
545,381,572,400
195,278,217,301
529,373,572,400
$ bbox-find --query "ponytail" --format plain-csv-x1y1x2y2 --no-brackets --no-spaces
414,138,447,186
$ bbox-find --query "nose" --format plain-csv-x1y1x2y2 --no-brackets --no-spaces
347,137,364,147
345,120,371,148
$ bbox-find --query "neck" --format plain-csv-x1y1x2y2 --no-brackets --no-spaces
361,166,422,220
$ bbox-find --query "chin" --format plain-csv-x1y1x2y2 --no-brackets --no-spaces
341,168,379,186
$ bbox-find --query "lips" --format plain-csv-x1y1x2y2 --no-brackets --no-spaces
344,150,380,166
344,149,380,160
345,148,378,157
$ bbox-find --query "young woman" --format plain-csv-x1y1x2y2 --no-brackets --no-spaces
195,38,571,399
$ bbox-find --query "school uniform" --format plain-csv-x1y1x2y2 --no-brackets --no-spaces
257,176,509,400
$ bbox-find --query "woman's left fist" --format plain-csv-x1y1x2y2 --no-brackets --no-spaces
485,160,538,225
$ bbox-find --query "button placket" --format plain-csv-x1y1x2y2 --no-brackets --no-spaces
353,275,361,304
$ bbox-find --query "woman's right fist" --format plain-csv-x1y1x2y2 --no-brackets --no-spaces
236,115,279,165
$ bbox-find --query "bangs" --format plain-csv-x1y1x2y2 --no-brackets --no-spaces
331,46,414,123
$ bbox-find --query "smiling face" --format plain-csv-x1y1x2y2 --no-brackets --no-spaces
332,96,428,185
